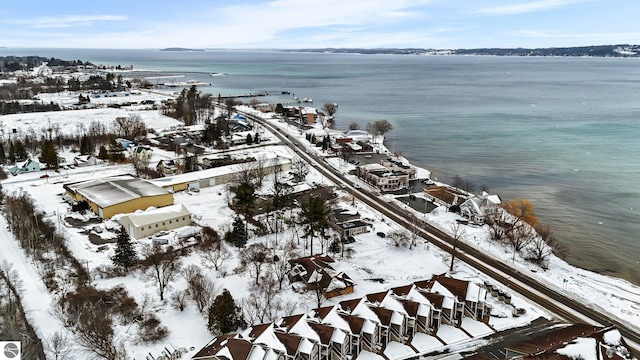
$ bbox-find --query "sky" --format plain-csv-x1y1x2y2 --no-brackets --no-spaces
0,0,638,49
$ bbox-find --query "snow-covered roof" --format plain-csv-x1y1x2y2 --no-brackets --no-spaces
555,337,598,360
119,204,191,227
150,156,290,187
65,176,172,208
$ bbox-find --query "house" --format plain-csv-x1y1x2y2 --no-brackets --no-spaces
380,158,417,179
334,220,370,239
192,333,253,360
356,164,410,192
503,324,634,360
118,203,191,239
63,175,174,219
193,274,497,360
424,186,467,208
459,192,502,224
156,159,179,175
73,155,97,167
115,137,134,149
414,274,490,326
130,145,153,160
289,255,355,298
9,158,40,175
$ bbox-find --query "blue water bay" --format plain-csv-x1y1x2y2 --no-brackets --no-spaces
2,48,639,283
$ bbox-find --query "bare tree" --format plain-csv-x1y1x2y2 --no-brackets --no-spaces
485,205,507,240
291,157,310,182
239,242,272,285
111,114,147,140
141,244,182,301
526,224,567,267
348,122,360,130
130,149,151,177
233,161,257,187
388,229,410,247
71,305,126,360
252,157,271,188
242,276,296,324
393,149,403,160
200,227,232,272
504,222,535,262
182,264,218,313
449,222,466,272
46,331,74,360
367,119,393,144
451,175,475,193
321,102,337,117
270,241,299,290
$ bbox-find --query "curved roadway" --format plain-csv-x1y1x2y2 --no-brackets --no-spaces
239,109,640,352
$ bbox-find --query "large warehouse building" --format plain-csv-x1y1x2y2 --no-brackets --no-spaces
63,175,174,219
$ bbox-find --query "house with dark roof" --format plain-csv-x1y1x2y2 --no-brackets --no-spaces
192,275,499,360
504,324,635,360
191,334,253,360
289,255,355,298
356,163,410,192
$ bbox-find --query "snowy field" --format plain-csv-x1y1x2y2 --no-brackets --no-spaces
1,105,639,359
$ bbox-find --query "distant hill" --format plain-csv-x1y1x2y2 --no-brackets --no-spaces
287,44,640,57
160,47,205,52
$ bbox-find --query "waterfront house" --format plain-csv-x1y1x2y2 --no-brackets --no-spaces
356,163,410,192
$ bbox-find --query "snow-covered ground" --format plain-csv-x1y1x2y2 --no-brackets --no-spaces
1,105,639,359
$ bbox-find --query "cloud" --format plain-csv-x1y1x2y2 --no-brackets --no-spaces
476,0,581,15
3,14,127,28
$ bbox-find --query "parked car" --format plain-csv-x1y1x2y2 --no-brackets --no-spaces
364,154,372,159
376,232,386,238
342,236,356,244
40,174,49,179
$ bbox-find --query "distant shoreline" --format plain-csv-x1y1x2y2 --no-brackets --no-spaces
160,47,205,52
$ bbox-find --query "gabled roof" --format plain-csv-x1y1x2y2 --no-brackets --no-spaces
192,334,253,360
428,275,469,302
369,307,393,327
505,324,634,360
308,322,336,345
64,176,172,208
119,203,190,227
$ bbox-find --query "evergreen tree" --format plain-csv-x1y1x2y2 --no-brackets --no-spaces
254,132,259,144
234,182,256,217
80,135,93,155
207,289,245,335
7,141,15,164
231,217,248,248
0,142,6,165
39,140,58,168
14,140,27,162
98,145,109,160
111,225,137,271
246,133,253,145
299,195,331,256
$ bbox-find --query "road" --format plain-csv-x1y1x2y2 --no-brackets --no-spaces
238,109,640,353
